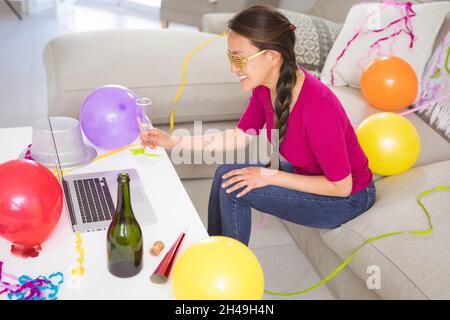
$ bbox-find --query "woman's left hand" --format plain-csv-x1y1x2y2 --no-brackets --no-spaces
221,166,278,198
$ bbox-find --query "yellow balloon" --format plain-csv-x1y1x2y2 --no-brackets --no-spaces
356,112,421,176
171,236,265,300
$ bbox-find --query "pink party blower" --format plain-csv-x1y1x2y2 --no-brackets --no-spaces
150,231,186,284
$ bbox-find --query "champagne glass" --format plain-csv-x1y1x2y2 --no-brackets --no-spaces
136,97,156,165
136,97,153,132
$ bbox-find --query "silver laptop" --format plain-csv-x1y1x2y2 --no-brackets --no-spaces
48,117,157,233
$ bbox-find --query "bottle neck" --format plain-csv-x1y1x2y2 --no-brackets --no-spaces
117,180,134,219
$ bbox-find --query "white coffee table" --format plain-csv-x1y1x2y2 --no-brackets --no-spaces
0,126,209,300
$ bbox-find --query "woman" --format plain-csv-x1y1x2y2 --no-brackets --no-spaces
141,6,376,246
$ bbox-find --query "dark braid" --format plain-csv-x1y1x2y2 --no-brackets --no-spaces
267,60,297,168
275,62,297,144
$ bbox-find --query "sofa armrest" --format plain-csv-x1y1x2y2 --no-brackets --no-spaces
202,0,281,33
202,12,234,34
215,0,279,12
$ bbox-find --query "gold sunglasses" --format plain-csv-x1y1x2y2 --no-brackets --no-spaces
226,50,268,70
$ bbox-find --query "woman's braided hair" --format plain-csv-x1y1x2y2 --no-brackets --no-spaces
228,5,297,168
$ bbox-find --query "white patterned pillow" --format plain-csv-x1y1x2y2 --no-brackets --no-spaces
414,29,450,143
279,9,342,78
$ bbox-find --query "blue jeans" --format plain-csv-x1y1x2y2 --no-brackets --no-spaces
208,162,376,246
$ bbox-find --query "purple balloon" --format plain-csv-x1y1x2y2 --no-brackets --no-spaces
80,85,142,150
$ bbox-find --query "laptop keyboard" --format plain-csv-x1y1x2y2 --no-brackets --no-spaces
73,177,115,224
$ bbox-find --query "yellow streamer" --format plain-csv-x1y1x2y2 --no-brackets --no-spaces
169,32,229,132
71,232,85,277
93,143,139,162
52,143,139,176
265,185,449,296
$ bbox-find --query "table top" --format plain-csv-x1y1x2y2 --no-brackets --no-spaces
0,126,209,300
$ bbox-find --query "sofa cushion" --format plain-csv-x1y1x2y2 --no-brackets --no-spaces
321,160,450,299
44,29,250,125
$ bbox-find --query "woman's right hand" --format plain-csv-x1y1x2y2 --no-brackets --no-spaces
140,128,180,150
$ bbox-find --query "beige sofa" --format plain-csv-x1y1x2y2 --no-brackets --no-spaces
43,2,450,299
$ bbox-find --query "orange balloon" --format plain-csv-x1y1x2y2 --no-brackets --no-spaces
360,56,418,111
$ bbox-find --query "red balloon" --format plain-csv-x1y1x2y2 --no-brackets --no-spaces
0,159,63,248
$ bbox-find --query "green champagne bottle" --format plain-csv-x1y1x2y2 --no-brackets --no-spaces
107,173,143,278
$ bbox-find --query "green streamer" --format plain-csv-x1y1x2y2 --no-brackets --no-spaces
265,185,450,296
130,148,162,157
430,68,441,79
445,46,450,74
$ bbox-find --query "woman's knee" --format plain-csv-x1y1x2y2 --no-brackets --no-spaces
219,181,237,201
